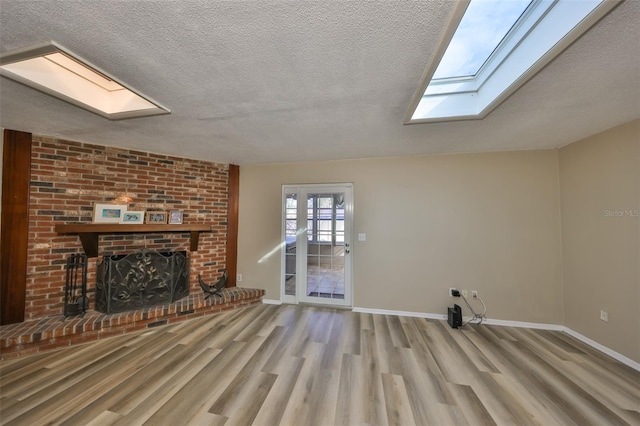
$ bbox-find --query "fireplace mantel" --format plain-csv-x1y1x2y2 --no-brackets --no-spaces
55,223,212,258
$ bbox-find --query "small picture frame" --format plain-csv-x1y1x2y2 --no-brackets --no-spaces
168,210,183,224
146,211,168,224
93,203,127,223
119,211,145,224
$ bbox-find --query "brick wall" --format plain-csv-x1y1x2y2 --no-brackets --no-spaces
26,136,229,320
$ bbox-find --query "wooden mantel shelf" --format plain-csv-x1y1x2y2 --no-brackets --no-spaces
55,224,212,258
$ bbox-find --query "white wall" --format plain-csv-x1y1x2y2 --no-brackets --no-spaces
560,119,639,362
238,150,563,324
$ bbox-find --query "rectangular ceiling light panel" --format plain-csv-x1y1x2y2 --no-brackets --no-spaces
0,42,169,120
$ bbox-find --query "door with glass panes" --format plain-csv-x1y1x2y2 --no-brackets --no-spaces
283,184,352,306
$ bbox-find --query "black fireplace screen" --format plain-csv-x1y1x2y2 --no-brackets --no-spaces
95,249,189,314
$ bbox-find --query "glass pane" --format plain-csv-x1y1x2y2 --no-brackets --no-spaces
305,192,345,300
285,193,297,297
336,225,344,243
318,196,332,208
285,220,296,237
433,0,532,79
307,219,314,240
285,273,296,296
318,220,332,231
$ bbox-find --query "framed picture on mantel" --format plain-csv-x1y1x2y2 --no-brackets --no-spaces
93,203,127,223
146,211,168,224
119,211,145,224
168,210,183,224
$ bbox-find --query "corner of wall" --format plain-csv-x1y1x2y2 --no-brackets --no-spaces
558,118,640,363
554,148,566,327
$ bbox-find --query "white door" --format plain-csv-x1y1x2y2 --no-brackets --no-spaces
282,184,353,307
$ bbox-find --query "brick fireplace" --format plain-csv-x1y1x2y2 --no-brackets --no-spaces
25,136,230,321
0,133,264,359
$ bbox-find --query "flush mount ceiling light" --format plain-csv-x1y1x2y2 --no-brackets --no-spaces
405,0,621,124
0,41,170,120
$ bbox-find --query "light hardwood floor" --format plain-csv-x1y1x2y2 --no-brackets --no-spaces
0,304,638,425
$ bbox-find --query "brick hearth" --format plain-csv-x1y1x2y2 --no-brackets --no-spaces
0,287,264,360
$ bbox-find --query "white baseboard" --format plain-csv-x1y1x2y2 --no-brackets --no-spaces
262,298,282,305
482,317,564,331
352,307,446,321
563,327,640,371
352,306,639,372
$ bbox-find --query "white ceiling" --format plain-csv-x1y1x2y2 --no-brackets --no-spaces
1,0,638,165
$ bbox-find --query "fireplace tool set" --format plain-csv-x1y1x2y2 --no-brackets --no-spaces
64,253,88,319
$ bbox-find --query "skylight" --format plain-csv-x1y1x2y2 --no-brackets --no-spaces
406,0,619,123
0,42,170,120
432,0,532,79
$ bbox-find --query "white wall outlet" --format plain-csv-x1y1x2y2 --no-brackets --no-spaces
472,290,478,299
461,290,468,298
600,310,608,322
449,287,457,297
358,233,366,241
236,274,243,282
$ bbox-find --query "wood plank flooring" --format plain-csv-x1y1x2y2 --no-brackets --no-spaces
0,304,638,425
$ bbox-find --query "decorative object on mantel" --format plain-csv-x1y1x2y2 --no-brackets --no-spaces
146,211,168,224
55,223,213,257
119,210,145,224
198,269,228,300
168,209,183,224
93,203,127,223
64,253,88,319
112,192,134,204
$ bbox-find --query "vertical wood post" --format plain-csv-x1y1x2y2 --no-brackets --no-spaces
1,129,32,325
225,164,239,287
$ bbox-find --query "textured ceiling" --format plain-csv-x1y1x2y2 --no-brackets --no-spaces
1,0,639,165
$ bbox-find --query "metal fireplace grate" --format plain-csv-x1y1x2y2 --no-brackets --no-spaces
64,253,88,319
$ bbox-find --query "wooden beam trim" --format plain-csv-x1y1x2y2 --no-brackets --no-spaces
225,164,240,287
1,129,32,325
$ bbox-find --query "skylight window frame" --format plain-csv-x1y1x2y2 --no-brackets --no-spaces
405,0,622,124
0,41,170,120
431,0,535,81
426,0,546,97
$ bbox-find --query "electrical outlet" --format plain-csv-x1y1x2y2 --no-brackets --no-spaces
461,290,468,298
449,287,457,297
472,290,478,299
600,310,608,322
237,274,243,282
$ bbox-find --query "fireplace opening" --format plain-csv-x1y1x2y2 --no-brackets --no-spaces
95,249,189,314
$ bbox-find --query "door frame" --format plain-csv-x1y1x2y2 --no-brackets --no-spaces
281,183,353,307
